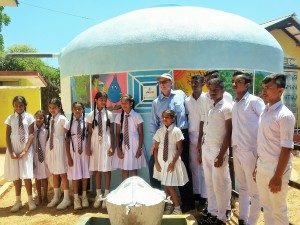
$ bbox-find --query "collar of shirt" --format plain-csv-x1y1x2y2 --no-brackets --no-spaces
190,92,204,101
163,123,175,132
159,89,176,100
96,108,105,115
35,124,45,130
213,99,225,108
265,100,282,112
73,115,83,122
14,111,25,118
204,92,211,99
52,113,61,122
125,109,133,117
234,91,250,103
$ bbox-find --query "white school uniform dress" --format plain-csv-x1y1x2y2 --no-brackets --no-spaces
256,101,295,225
33,124,50,180
232,92,265,225
87,108,115,172
185,93,207,197
115,110,147,170
202,99,232,222
4,112,35,181
153,124,188,186
45,114,69,175
66,116,90,180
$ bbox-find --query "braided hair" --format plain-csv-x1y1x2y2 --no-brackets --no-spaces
46,97,65,140
92,91,111,131
120,94,135,130
66,102,86,152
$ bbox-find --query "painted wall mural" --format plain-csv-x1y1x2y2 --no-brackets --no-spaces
70,69,298,114
128,70,170,113
173,70,207,95
91,73,127,112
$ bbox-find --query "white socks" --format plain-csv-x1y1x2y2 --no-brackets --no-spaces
74,193,79,199
104,189,109,196
16,196,21,202
28,195,33,202
82,191,87,198
96,189,101,196
63,190,70,201
54,188,60,199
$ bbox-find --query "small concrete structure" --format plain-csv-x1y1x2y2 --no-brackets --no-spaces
60,6,283,76
58,6,284,186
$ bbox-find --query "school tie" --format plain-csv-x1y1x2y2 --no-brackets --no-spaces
18,114,25,143
49,119,54,150
124,114,130,149
77,119,83,154
98,111,103,139
163,130,169,162
36,128,44,163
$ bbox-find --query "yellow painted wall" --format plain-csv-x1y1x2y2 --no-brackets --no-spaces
0,87,41,148
270,29,300,126
19,78,33,86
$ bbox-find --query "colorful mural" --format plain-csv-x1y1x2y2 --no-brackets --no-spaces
173,70,207,95
90,73,127,112
70,69,297,115
173,70,236,96
128,70,170,113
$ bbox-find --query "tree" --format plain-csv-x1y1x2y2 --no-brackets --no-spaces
0,6,11,53
0,44,60,111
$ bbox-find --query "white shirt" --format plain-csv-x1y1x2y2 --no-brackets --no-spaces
86,108,113,130
203,99,232,146
50,114,68,139
33,124,47,153
65,116,87,152
5,112,35,143
257,101,295,168
232,92,265,152
201,91,233,134
153,124,184,161
185,93,206,132
115,109,143,137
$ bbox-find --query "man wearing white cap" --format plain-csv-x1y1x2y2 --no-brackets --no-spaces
149,73,195,212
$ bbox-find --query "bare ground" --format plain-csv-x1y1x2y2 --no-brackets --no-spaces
0,157,299,225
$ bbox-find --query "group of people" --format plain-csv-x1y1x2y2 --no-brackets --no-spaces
149,71,295,225
4,93,147,212
4,70,295,225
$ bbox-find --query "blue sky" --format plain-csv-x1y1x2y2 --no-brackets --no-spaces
3,0,300,68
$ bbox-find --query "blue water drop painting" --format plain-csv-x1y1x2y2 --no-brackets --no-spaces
107,75,121,103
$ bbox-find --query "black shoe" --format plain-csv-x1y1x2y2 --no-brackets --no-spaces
194,194,201,201
197,213,211,224
181,204,195,213
198,213,217,225
238,219,246,225
216,219,226,225
226,209,233,221
198,197,207,208
201,202,208,216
